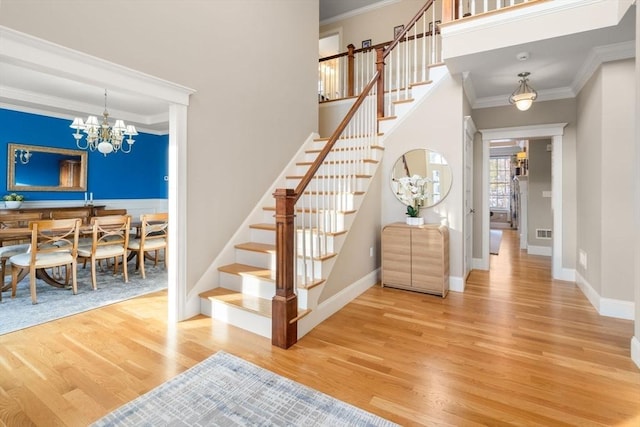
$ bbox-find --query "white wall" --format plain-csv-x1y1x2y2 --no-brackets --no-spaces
0,0,320,297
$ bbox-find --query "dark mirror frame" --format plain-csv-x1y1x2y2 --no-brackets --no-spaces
7,143,88,192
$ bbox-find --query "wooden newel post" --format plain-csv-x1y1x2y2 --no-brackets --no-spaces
272,188,298,349
347,44,355,97
376,46,385,119
442,0,455,23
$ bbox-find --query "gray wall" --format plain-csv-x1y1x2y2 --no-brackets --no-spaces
0,0,320,295
577,59,635,302
472,98,577,269
527,139,552,249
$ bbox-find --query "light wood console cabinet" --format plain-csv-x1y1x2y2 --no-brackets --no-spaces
381,222,449,297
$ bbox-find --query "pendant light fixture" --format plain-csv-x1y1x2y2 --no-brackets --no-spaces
509,72,538,111
70,90,138,156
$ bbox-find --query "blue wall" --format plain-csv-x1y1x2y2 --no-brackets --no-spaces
0,108,168,201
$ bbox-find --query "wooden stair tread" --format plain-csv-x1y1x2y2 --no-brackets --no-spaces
392,98,415,105
286,174,372,179
378,115,397,122
249,223,275,231
306,145,384,153
262,206,356,215
303,190,365,196
200,288,272,317
313,133,383,142
219,262,326,289
200,287,312,321
219,263,275,281
296,159,378,166
410,79,433,87
235,242,275,253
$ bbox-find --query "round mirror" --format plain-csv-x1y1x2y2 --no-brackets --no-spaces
391,149,452,209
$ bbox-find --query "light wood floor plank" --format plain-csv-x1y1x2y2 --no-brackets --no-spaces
0,229,639,426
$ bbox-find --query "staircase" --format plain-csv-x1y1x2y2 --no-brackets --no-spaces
199,63,448,340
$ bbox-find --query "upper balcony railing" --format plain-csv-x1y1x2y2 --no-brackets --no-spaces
319,0,536,105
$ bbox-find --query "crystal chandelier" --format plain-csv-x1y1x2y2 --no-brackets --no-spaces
70,90,138,155
508,72,538,111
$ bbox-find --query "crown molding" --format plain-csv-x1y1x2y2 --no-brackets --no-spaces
572,40,636,95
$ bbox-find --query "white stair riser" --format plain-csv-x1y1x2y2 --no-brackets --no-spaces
310,138,373,151
209,299,271,338
250,227,275,245
296,258,326,280
286,177,370,192
393,101,413,117
219,271,275,299
298,193,361,211
295,162,375,176
378,119,396,135
304,149,383,163
235,249,275,270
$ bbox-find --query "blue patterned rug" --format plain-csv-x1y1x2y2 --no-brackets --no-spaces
0,261,167,335
92,351,397,427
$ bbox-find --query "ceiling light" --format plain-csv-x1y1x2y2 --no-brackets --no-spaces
70,90,138,156
509,72,538,111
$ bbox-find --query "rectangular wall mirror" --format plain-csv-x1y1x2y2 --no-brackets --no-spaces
7,143,87,192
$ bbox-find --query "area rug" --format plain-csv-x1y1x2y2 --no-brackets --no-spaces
92,351,397,427
0,261,167,335
490,229,503,255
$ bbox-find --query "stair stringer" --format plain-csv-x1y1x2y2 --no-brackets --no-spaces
188,132,320,316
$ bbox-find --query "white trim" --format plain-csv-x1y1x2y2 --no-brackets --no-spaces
0,25,195,324
298,269,380,338
480,124,567,279
556,268,576,282
576,271,635,320
449,276,465,292
528,245,552,257
572,41,636,96
472,257,488,270
632,336,640,369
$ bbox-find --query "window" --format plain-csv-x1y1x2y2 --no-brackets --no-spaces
489,157,511,209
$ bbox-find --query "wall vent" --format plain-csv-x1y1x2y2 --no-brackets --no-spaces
536,229,552,239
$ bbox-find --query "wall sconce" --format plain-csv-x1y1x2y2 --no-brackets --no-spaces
509,72,538,111
14,149,31,164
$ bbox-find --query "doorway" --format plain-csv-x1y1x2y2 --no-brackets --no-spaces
479,123,570,281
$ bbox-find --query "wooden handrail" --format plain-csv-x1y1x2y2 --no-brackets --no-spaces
383,0,435,59
274,0,437,349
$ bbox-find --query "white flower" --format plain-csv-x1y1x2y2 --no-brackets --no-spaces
396,175,431,217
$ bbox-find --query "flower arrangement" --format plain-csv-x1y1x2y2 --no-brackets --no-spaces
3,192,24,202
397,175,429,217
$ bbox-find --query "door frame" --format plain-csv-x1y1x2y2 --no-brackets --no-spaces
479,123,569,280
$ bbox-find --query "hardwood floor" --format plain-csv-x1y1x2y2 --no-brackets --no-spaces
1,229,638,426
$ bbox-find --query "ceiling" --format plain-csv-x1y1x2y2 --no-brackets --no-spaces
0,1,635,133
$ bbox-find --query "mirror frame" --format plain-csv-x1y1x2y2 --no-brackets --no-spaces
391,148,453,209
7,143,88,192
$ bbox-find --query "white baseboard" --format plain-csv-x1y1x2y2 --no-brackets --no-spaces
575,271,635,320
473,257,488,270
632,336,640,370
449,276,465,292
528,245,552,256
554,268,576,282
298,269,379,338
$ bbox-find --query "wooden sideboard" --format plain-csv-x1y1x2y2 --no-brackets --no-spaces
381,222,449,297
0,205,106,220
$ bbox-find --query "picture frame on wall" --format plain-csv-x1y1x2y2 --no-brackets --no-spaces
393,25,404,39
362,39,372,49
429,20,442,34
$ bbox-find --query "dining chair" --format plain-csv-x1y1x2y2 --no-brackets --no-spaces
10,218,81,304
50,209,92,225
95,208,127,217
127,213,168,279
77,215,131,289
0,212,43,300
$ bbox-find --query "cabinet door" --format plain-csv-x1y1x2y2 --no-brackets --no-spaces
382,226,411,287
411,228,443,293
